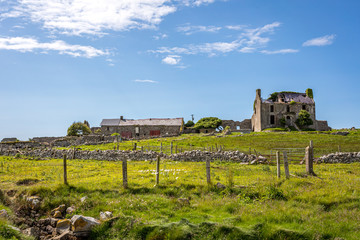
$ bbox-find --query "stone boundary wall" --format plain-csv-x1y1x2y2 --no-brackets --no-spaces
316,152,360,163
0,148,256,162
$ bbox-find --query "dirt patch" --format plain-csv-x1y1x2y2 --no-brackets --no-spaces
16,178,40,186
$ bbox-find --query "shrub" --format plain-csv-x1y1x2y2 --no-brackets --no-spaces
194,117,222,130
306,88,313,99
295,110,313,128
67,122,91,136
184,120,195,128
279,117,286,126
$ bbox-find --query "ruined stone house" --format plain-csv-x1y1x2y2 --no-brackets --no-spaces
251,89,330,132
100,117,184,139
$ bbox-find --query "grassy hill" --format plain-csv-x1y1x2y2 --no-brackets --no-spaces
1,153,360,239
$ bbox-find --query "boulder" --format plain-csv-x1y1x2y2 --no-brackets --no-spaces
216,182,226,189
53,211,62,218
80,196,88,203
71,215,100,236
23,227,40,238
100,211,113,221
0,209,8,218
26,196,41,210
66,207,75,215
56,219,71,234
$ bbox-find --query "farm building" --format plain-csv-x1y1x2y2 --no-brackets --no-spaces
100,117,184,139
251,89,331,132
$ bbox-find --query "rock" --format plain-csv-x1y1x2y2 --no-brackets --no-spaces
0,209,8,218
23,227,40,237
26,196,41,210
177,198,190,206
71,215,100,236
53,211,62,218
216,182,226,189
56,219,71,234
66,207,75,215
50,218,59,228
100,211,113,221
51,204,66,216
51,230,72,240
80,196,88,203
7,225,21,232
46,225,54,234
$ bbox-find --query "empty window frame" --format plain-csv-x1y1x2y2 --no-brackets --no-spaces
287,105,290,112
270,105,274,112
302,105,306,110
270,115,275,125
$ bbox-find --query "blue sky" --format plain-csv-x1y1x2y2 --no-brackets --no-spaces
0,0,359,140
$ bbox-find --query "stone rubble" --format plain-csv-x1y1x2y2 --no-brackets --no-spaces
317,152,360,164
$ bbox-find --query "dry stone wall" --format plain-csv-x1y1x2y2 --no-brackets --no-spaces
317,152,360,163
0,148,256,162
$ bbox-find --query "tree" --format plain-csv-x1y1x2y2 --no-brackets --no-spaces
67,122,92,136
295,110,313,127
194,117,222,130
184,120,195,128
83,120,90,128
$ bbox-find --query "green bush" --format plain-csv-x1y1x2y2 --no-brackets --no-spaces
184,120,195,128
295,110,313,128
194,117,222,130
67,122,92,136
306,88,313,99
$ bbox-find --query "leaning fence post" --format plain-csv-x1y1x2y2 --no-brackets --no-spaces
63,154,68,185
170,142,173,155
156,156,160,185
122,158,128,189
283,151,290,179
206,159,211,184
276,151,281,178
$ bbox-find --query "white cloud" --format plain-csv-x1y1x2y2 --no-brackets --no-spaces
225,25,247,31
153,33,168,40
2,0,177,36
177,24,221,35
0,36,107,58
303,34,336,47
162,55,181,64
260,49,299,54
150,22,282,57
1,0,222,36
134,79,158,83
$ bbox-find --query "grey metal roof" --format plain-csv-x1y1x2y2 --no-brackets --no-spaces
264,92,314,104
101,118,183,127
100,119,120,126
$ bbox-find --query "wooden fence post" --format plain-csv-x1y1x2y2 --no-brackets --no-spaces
160,143,163,153
249,147,251,155
156,156,160,185
283,151,290,179
175,145,178,154
122,158,128,189
141,146,143,152
306,141,316,176
338,144,341,152
170,142,173,155
133,143,137,151
63,154,68,185
206,159,211,184
72,147,76,159
276,151,281,178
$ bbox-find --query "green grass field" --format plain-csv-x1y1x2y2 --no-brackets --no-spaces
66,130,360,157
1,154,360,239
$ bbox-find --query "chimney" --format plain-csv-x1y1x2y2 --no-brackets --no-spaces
256,89,261,99
120,116,124,121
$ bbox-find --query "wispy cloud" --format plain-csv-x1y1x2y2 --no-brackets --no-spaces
0,36,108,58
225,25,247,30
150,22,282,58
303,34,336,47
177,24,221,35
153,33,168,40
260,49,299,54
162,55,181,65
134,79,158,83
1,0,220,36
